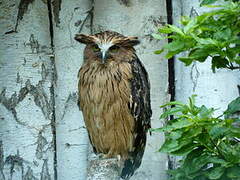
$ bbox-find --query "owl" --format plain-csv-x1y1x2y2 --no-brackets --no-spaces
75,31,152,179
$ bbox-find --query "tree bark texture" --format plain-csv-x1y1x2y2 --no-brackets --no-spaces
0,0,170,179
0,0,55,179
52,0,91,179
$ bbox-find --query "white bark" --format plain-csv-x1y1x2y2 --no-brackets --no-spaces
92,0,169,179
52,0,91,180
173,0,240,114
0,0,55,179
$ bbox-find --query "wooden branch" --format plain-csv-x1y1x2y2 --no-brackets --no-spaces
87,156,123,180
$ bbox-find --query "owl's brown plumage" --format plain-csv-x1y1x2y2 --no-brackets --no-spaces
75,31,152,179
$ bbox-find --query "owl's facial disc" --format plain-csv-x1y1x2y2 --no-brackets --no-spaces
97,43,113,64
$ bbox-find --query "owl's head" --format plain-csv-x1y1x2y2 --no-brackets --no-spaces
75,31,140,64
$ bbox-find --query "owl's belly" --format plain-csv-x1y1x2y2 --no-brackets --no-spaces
82,99,135,157
79,63,135,157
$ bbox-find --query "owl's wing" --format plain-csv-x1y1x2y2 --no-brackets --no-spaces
130,56,152,132
121,55,152,179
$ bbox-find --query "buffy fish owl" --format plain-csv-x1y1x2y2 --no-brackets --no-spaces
75,31,152,179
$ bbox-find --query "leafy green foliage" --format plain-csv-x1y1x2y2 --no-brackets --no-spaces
153,96,240,180
153,0,240,72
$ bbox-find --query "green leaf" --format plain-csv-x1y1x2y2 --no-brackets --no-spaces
229,126,240,138
226,166,240,179
155,119,194,133
209,126,229,139
169,130,183,140
189,48,210,60
158,139,178,152
150,125,173,133
193,36,218,46
224,97,240,118
170,120,194,130
180,16,191,26
160,101,185,107
207,157,227,165
183,127,202,139
206,167,225,179
164,41,185,51
152,33,164,40
212,56,230,72
183,149,208,174
213,28,232,41
167,169,186,180
158,26,173,34
154,49,164,54
178,57,194,66
167,25,185,36
171,143,198,156
199,105,215,118
183,18,198,33
200,0,218,6
160,107,183,119
159,137,192,153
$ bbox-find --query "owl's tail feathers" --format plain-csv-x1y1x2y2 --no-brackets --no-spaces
120,149,145,179
120,131,147,179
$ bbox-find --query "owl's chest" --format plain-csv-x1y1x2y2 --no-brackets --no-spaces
78,62,132,105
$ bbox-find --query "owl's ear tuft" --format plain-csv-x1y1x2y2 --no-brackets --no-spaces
75,34,94,44
122,36,140,47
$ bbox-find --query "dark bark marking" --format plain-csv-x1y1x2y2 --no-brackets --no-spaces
77,4,94,34
117,0,130,6
0,143,39,180
41,63,48,81
147,15,166,27
23,58,27,66
0,78,53,126
0,88,27,126
60,93,78,121
35,131,48,159
190,6,199,17
24,34,40,54
40,159,51,180
23,34,51,54
5,150,25,179
51,0,62,26
190,62,200,92
144,16,167,41
0,141,5,180
238,85,240,96
166,0,176,170
4,30,16,34
47,1,57,179
23,167,38,180
16,72,22,84
166,0,175,103
15,0,35,31
31,80,53,120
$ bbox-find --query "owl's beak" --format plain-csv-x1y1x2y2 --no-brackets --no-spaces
100,50,109,64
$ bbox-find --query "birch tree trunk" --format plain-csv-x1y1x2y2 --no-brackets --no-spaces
0,0,55,179
91,0,169,179
51,0,91,180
